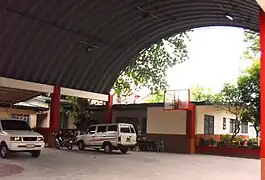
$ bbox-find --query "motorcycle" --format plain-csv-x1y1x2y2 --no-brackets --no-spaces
53,132,74,150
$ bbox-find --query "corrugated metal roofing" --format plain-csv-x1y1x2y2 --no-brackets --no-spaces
0,0,260,94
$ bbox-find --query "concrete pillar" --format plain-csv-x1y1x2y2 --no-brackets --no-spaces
48,86,61,147
187,103,196,154
105,94,113,123
259,9,265,180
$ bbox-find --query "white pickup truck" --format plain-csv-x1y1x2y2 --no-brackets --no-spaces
0,119,45,158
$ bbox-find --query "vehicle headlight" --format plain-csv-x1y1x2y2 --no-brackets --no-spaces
37,137,44,141
10,137,22,141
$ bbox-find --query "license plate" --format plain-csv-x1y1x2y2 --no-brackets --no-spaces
26,144,34,148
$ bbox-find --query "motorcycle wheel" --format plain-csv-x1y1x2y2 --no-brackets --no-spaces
66,142,73,150
54,140,61,149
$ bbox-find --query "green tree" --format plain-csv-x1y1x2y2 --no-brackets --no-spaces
215,83,245,140
145,91,165,103
61,96,94,130
238,60,260,137
113,32,190,97
240,30,260,137
191,85,220,102
243,30,259,60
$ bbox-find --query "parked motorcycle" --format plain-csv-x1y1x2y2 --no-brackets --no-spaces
53,132,74,150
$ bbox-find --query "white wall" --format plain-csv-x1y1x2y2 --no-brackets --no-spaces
196,105,256,138
147,107,186,135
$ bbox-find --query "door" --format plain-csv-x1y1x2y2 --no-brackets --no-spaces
119,124,136,146
84,125,97,146
129,125,137,145
93,125,107,147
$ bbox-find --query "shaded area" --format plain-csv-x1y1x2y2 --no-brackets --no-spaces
0,87,41,105
0,0,259,93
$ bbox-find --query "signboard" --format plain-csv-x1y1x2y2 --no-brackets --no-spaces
256,0,265,12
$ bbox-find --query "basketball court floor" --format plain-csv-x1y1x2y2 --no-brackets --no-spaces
0,148,260,180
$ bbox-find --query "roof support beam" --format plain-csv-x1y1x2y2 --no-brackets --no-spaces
0,77,108,101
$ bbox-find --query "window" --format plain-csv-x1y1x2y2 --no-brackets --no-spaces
59,112,68,129
223,118,226,130
241,122,248,133
11,114,30,124
107,125,117,132
204,115,214,134
230,119,238,133
120,126,131,133
130,126,136,133
97,126,107,133
88,126,96,134
1,120,31,131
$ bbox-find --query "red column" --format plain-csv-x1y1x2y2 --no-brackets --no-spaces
49,86,61,132
187,103,196,154
260,9,265,180
105,94,113,123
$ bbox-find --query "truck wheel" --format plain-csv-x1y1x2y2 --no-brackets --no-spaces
103,143,113,153
120,147,128,154
78,141,85,151
0,143,10,158
31,150,41,158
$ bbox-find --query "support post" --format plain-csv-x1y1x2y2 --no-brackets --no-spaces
187,103,196,154
259,9,265,180
105,94,113,123
48,86,61,147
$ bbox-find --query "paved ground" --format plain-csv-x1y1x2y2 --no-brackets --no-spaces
0,148,261,180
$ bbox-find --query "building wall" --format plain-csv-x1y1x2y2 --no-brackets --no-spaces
146,107,188,153
112,109,146,123
147,107,186,135
0,107,37,128
37,109,107,129
196,105,256,139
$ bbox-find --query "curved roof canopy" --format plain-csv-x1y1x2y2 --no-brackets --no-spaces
0,0,260,94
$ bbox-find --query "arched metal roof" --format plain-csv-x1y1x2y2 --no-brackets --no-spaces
0,0,260,94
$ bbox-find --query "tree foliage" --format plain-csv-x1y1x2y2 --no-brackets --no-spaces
240,30,260,137
243,30,260,60
113,32,190,96
214,83,245,139
191,86,215,102
238,60,260,137
61,96,94,130
145,91,165,103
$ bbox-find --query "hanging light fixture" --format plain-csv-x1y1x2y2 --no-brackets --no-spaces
225,12,234,20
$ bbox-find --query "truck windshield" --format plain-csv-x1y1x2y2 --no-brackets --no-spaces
1,120,32,131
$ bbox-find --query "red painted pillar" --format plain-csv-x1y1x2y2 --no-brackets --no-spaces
105,94,113,123
49,86,61,132
260,9,265,180
187,103,196,154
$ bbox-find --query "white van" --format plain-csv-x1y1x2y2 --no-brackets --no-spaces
75,123,137,154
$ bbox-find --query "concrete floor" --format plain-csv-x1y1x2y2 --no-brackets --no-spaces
0,148,261,180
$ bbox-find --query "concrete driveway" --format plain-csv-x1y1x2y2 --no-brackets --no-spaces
0,148,261,180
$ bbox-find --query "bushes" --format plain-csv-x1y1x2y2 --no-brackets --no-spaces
198,135,260,149
220,134,232,145
247,138,259,149
199,138,216,146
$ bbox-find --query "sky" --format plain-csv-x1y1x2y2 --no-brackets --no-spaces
139,26,251,100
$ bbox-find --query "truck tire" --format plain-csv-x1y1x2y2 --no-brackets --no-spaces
0,143,10,159
103,143,113,153
120,147,128,154
31,150,41,158
78,140,85,151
